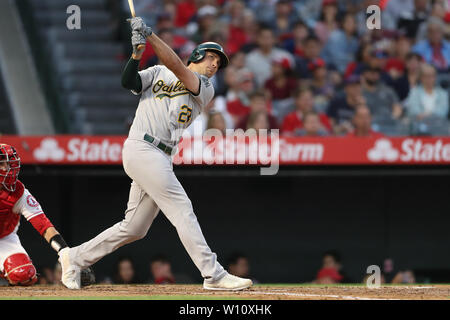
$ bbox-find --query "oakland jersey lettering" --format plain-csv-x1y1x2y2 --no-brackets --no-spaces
129,65,214,147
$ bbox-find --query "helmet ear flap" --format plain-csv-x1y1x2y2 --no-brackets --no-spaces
189,48,205,65
192,49,201,60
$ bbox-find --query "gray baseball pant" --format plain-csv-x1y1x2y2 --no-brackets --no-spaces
69,138,226,281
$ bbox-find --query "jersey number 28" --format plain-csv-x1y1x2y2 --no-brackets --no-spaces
178,105,193,124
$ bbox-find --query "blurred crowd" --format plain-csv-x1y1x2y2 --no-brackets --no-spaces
32,252,259,285
29,250,415,285
124,0,450,137
314,250,416,284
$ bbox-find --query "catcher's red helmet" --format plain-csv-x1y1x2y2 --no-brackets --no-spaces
0,144,21,192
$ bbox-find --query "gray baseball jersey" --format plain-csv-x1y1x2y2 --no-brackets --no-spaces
128,65,214,146
68,63,227,283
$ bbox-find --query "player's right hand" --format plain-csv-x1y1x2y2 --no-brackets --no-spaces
131,30,146,57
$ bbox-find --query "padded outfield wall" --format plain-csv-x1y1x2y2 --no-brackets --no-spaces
16,165,450,284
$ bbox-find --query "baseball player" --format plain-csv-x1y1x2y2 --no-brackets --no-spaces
0,144,94,286
59,17,253,291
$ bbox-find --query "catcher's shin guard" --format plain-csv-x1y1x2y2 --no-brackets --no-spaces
3,253,37,286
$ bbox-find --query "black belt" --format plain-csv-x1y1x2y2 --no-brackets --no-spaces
144,133,173,156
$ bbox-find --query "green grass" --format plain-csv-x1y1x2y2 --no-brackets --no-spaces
0,295,252,300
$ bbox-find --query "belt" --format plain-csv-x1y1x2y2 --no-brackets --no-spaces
143,133,173,156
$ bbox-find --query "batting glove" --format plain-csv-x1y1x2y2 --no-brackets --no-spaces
127,17,153,37
131,30,146,55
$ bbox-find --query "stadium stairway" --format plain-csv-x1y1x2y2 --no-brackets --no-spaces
29,0,139,134
0,67,16,134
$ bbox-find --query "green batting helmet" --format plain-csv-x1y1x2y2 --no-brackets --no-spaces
188,42,229,69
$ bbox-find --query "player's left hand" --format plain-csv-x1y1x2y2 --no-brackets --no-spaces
127,16,153,37
131,30,146,56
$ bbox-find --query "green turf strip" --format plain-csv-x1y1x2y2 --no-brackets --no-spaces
0,295,253,300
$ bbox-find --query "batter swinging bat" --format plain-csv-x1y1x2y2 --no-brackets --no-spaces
127,0,146,51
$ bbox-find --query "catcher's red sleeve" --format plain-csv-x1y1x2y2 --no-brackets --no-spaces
29,214,54,236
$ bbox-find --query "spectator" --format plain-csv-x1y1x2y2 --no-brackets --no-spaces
113,256,139,284
314,0,339,45
174,0,197,28
206,111,227,136
224,67,255,125
296,111,329,137
236,90,278,130
264,56,298,101
212,49,246,96
282,20,310,58
412,17,450,72
268,0,299,39
264,56,298,120
282,87,332,135
343,42,374,79
246,110,270,134
396,0,430,39
149,254,175,284
229,50,247,70
390,33,413,63
245,25,294,88
381,34,411,92
190,5,219,44
360,65,403,120
227,252,258,283
381,258,416,284
322,13,359,74
295,35,322,79
347,104,384,138
246,0,278,25
308,57,336,113
369,49,391,75
327,75,365,135
240,8,260,52
222,0,249,55
382,0,416,32
313,250,353,284
415,1,448,42
405,63,449,119
392,270,416,284
381,258,397,283
385,52,423,101
294,0,323,29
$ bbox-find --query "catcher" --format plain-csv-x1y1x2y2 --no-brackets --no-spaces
0,144,94,286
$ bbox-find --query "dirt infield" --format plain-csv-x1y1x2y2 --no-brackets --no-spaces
0,284,449,300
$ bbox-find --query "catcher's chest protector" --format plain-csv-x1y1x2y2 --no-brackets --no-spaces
0,181,24,238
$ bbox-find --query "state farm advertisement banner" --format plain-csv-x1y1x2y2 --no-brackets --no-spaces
1,135,450,165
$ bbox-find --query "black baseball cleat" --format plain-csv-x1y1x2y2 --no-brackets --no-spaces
80,267,96,287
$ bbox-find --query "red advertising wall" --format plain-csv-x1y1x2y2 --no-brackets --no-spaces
1,135,450,165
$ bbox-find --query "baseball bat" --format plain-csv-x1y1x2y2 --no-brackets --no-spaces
127,0,146,51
